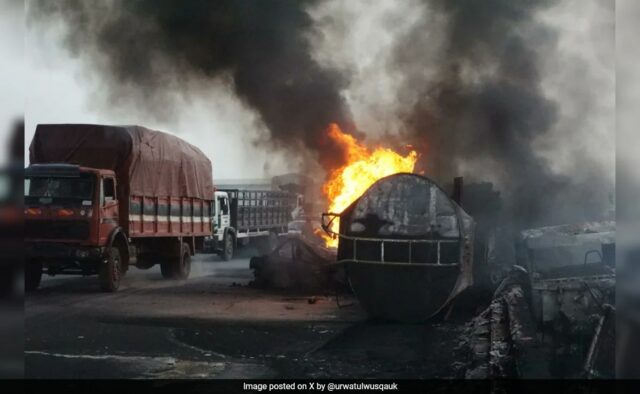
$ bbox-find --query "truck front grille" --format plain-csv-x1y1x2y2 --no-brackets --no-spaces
25,220,90,240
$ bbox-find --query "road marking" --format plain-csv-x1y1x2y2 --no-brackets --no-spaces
167,328,228,359
25,350,227,378
25,350,177,363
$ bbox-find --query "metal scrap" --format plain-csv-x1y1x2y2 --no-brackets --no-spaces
249,234,342,291
459,267,536,379
583,304,615,378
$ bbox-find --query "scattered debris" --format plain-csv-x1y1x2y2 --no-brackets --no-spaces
459,221,616,378
249,235,342,291
583,304,615,378
459,266,536,378
517,221,616,378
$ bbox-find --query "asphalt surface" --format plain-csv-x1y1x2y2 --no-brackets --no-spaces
25,249,466,379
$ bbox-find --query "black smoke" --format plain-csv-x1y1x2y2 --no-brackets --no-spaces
394,0,612,227
30,0,612,227
30,0,354,171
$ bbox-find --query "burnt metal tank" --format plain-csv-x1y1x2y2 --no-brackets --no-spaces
322,173,475,322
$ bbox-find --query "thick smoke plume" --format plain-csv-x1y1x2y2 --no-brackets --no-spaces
30,0,354,172
394,0,612,227
30,0,613,227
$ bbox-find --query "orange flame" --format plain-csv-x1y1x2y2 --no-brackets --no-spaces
321,124,418,248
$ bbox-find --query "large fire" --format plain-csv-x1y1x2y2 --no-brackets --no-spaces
320,124,418,248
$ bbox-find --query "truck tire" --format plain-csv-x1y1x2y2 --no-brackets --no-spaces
25,260,43,292
161,243,191,280
175,243,191,280
99,248,122,292
222,233,234,261
160,259,174,279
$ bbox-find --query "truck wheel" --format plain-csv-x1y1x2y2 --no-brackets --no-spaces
222,233,234,261
99,248,122,292
161,243,191,280
160,260,175,279
175,243,191,280
25,260,43,292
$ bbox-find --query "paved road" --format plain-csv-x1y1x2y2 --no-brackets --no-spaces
25,250,465,379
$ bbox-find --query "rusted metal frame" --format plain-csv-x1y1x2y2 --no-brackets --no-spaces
334,258,458,267
322,209,460,265
538,274,615,284
341,232,457,265
335,233,459,244
320,212,340,236
489,296,511,378
583,304,615,378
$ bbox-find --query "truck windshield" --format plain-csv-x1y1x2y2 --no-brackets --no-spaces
25,175,95,203
220,198,229,215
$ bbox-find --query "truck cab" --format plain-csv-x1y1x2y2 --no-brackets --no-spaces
213,191,231,240
24,164,125,291
213,191,230,238
204,191,234,260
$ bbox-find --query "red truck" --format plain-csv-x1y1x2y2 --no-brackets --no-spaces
24,124,215,292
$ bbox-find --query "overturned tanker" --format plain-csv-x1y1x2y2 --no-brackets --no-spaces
322,173,475,322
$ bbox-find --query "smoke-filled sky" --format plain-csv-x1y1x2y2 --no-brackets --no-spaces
22,0,614,226
0,0,24,165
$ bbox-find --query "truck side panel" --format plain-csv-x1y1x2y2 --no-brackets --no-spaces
129,195,211,238
223,189,295,233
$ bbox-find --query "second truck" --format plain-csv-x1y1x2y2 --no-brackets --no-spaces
208,189,299,261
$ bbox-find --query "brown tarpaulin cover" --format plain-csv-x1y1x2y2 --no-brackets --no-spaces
29,124,214,200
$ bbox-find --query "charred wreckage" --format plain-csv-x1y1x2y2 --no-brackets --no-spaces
251,173,616,378
24,124,615,379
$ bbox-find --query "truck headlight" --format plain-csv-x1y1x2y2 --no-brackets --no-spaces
75,250,89,259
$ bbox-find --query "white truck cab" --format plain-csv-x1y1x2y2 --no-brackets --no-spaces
213,190,231,242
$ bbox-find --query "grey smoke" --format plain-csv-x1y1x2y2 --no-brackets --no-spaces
29,0,355,171
29,0,614,227
392,0,613,227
